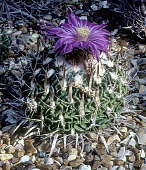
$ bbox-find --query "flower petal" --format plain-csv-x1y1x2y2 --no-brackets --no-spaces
67,8,79,27
89,42,100,60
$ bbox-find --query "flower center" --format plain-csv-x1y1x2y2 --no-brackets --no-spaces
76,27,89,41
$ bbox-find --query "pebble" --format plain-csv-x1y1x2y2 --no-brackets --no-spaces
85,153,94,162
20,155,30,162
44,157,54,165
141,163,146,170
79,164,91,170
97,168,108,170
5,145,15,154
37,151,46,158
128,154,135,163
0,144,7,154
0,154,13,161
60,165,72,170
44,15,52,20
115,160,124,166
69,158,84,167
137,127,146,145
79,16,87,20
36,158,45,165
84,144,92,153
14,149,25,158
2,162,11,170
24,139,37,156
91,4,98,11
68,148,78,161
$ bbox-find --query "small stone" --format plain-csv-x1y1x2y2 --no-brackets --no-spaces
31,155,36,163
79,164,91,170
44,15,52,20
64,159,69,166
24,139,37,156
2,162,11,170
36,158,45,165
54,156,63,164
141,163,146,170
0,144,7,154
79,16,87,20
68,148,78,161
44,157,54,165
13,31,22,36
115,160,124,166
0,154,13,161
85,153,94,163
11,157,19,164
69,158,84,167
20,155,30,162
94,155,101,161
137,127,146,145
116,167,125,170
97,168,108,170
91,142,97,149
19,44,25,51
128,154,135,162
14,149,25,158
37,151,46,158
92,160,100,169
91,4,98,11
84,144,92,153
120,127,127,133
60,165,72,170
5,145,15,154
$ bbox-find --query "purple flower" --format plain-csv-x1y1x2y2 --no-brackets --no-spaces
43,9,110,60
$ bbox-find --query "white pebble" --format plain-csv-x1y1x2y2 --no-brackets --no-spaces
20,155,30,162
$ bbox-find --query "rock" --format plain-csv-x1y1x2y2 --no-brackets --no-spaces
96,168,108,170
117,147,126,161
5,145,15,154
128,138,136,147
36,157,45,165
117,167,125,170
37,151,46,158
24,139,37,156
0,144,7,154
91,4,98,11
60,165,72,170
115,160,124,166
68,148,78,161
79,16,87,20
141,163,146,170
92,160,100,169
137,127,146,145
128,154,135,162
85,153,94,163
11,157,19,164
120,127,128,133
14,149,25,158
44,15,52,21
20,155,30,162
79,164,91,170
84,144,92,153
2,161,11,170
64,159,69,166
69,158,84,167
31,155,36,163
44,157,54,165
107,134,121,146
0,154,13,162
